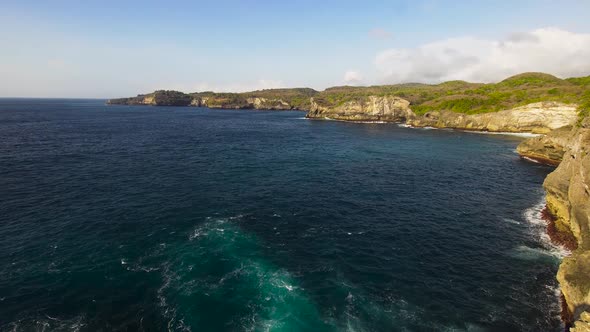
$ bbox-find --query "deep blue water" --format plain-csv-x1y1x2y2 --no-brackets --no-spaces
0,99,564,331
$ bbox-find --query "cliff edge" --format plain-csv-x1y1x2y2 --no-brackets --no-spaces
307,96,579,133
519,118,590,331
306,96,415,122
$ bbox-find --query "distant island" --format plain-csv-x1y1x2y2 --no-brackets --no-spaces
109,72,590,330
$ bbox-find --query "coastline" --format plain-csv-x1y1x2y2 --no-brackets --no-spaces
108,92,588,330
542,207,576,330
524,119,590,332
306,115,547,137
308,112,589,331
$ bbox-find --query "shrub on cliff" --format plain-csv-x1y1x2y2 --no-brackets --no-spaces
152,90,192,106
313,72,590,115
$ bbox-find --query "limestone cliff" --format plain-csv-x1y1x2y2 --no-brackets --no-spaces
306,97,579,133
246,97,292,110
107,90,192,106
306,96,415,122
407,102,578,134
519,118,590,330
516,126,572,166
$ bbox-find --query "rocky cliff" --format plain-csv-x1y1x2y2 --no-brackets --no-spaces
516,126,572,166
407,102,579,134
307,96,579,133
107,88,318,110
518,118,590,331
109,92,298,110
306,96,415,122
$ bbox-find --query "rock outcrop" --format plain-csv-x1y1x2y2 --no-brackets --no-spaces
520,117,590,330
109,94,298,110
246,97,292,110
306,96,415,122
407,102,579,134
107,90,193,106
306,97,579,133
516,126,572,166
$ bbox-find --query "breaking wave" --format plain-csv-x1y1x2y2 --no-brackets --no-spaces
154,218,331,331
523,199,571,259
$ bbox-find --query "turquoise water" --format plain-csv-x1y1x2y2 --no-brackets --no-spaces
0,99,563,331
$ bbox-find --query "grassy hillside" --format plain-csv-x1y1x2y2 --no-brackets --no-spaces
193,88,318,109
108,73,590,120
108,88,319,109
314,73,590,116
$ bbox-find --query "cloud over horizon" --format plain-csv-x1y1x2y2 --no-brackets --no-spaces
343,70,363,85
375,27,590,84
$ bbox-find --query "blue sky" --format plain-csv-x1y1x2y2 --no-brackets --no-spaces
2,0,590,98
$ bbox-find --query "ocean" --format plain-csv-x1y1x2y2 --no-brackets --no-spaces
0,99,564,331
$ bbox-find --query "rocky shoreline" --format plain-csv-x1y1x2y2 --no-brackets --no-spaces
311,101,589,331
519,119,590,331
306,96,579,134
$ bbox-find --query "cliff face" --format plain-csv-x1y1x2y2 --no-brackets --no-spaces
306,96,415,122
107,90,193,106
519,119,590,331
516,126,572,166
407,102,578,134
108,88,319,110
109,94,298,110
247,97,292,110
307,96,579,133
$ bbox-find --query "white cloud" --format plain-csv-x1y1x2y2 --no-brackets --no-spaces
374,27,590,83
344,70,363,85
369,28,393,40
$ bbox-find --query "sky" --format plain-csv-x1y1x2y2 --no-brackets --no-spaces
1,0,590,98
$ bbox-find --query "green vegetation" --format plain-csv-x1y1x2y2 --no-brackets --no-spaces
315,72,590,116
107,73,590,120
192,88,318,109
153,90,193,106
107,90,193,106
109,87,319,109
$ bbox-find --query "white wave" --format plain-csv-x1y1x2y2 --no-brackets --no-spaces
3,315,87,332
281,283,294,291
511,245,564,260
523,200,547,226
461,130,541,137
523,199,571,258
522,156,542,164
502,218,521,225
398,123,542,137
320,117,391,124
188,229,205,240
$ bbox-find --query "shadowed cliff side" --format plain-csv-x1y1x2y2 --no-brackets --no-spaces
519,118,590,331
516,126,573,165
